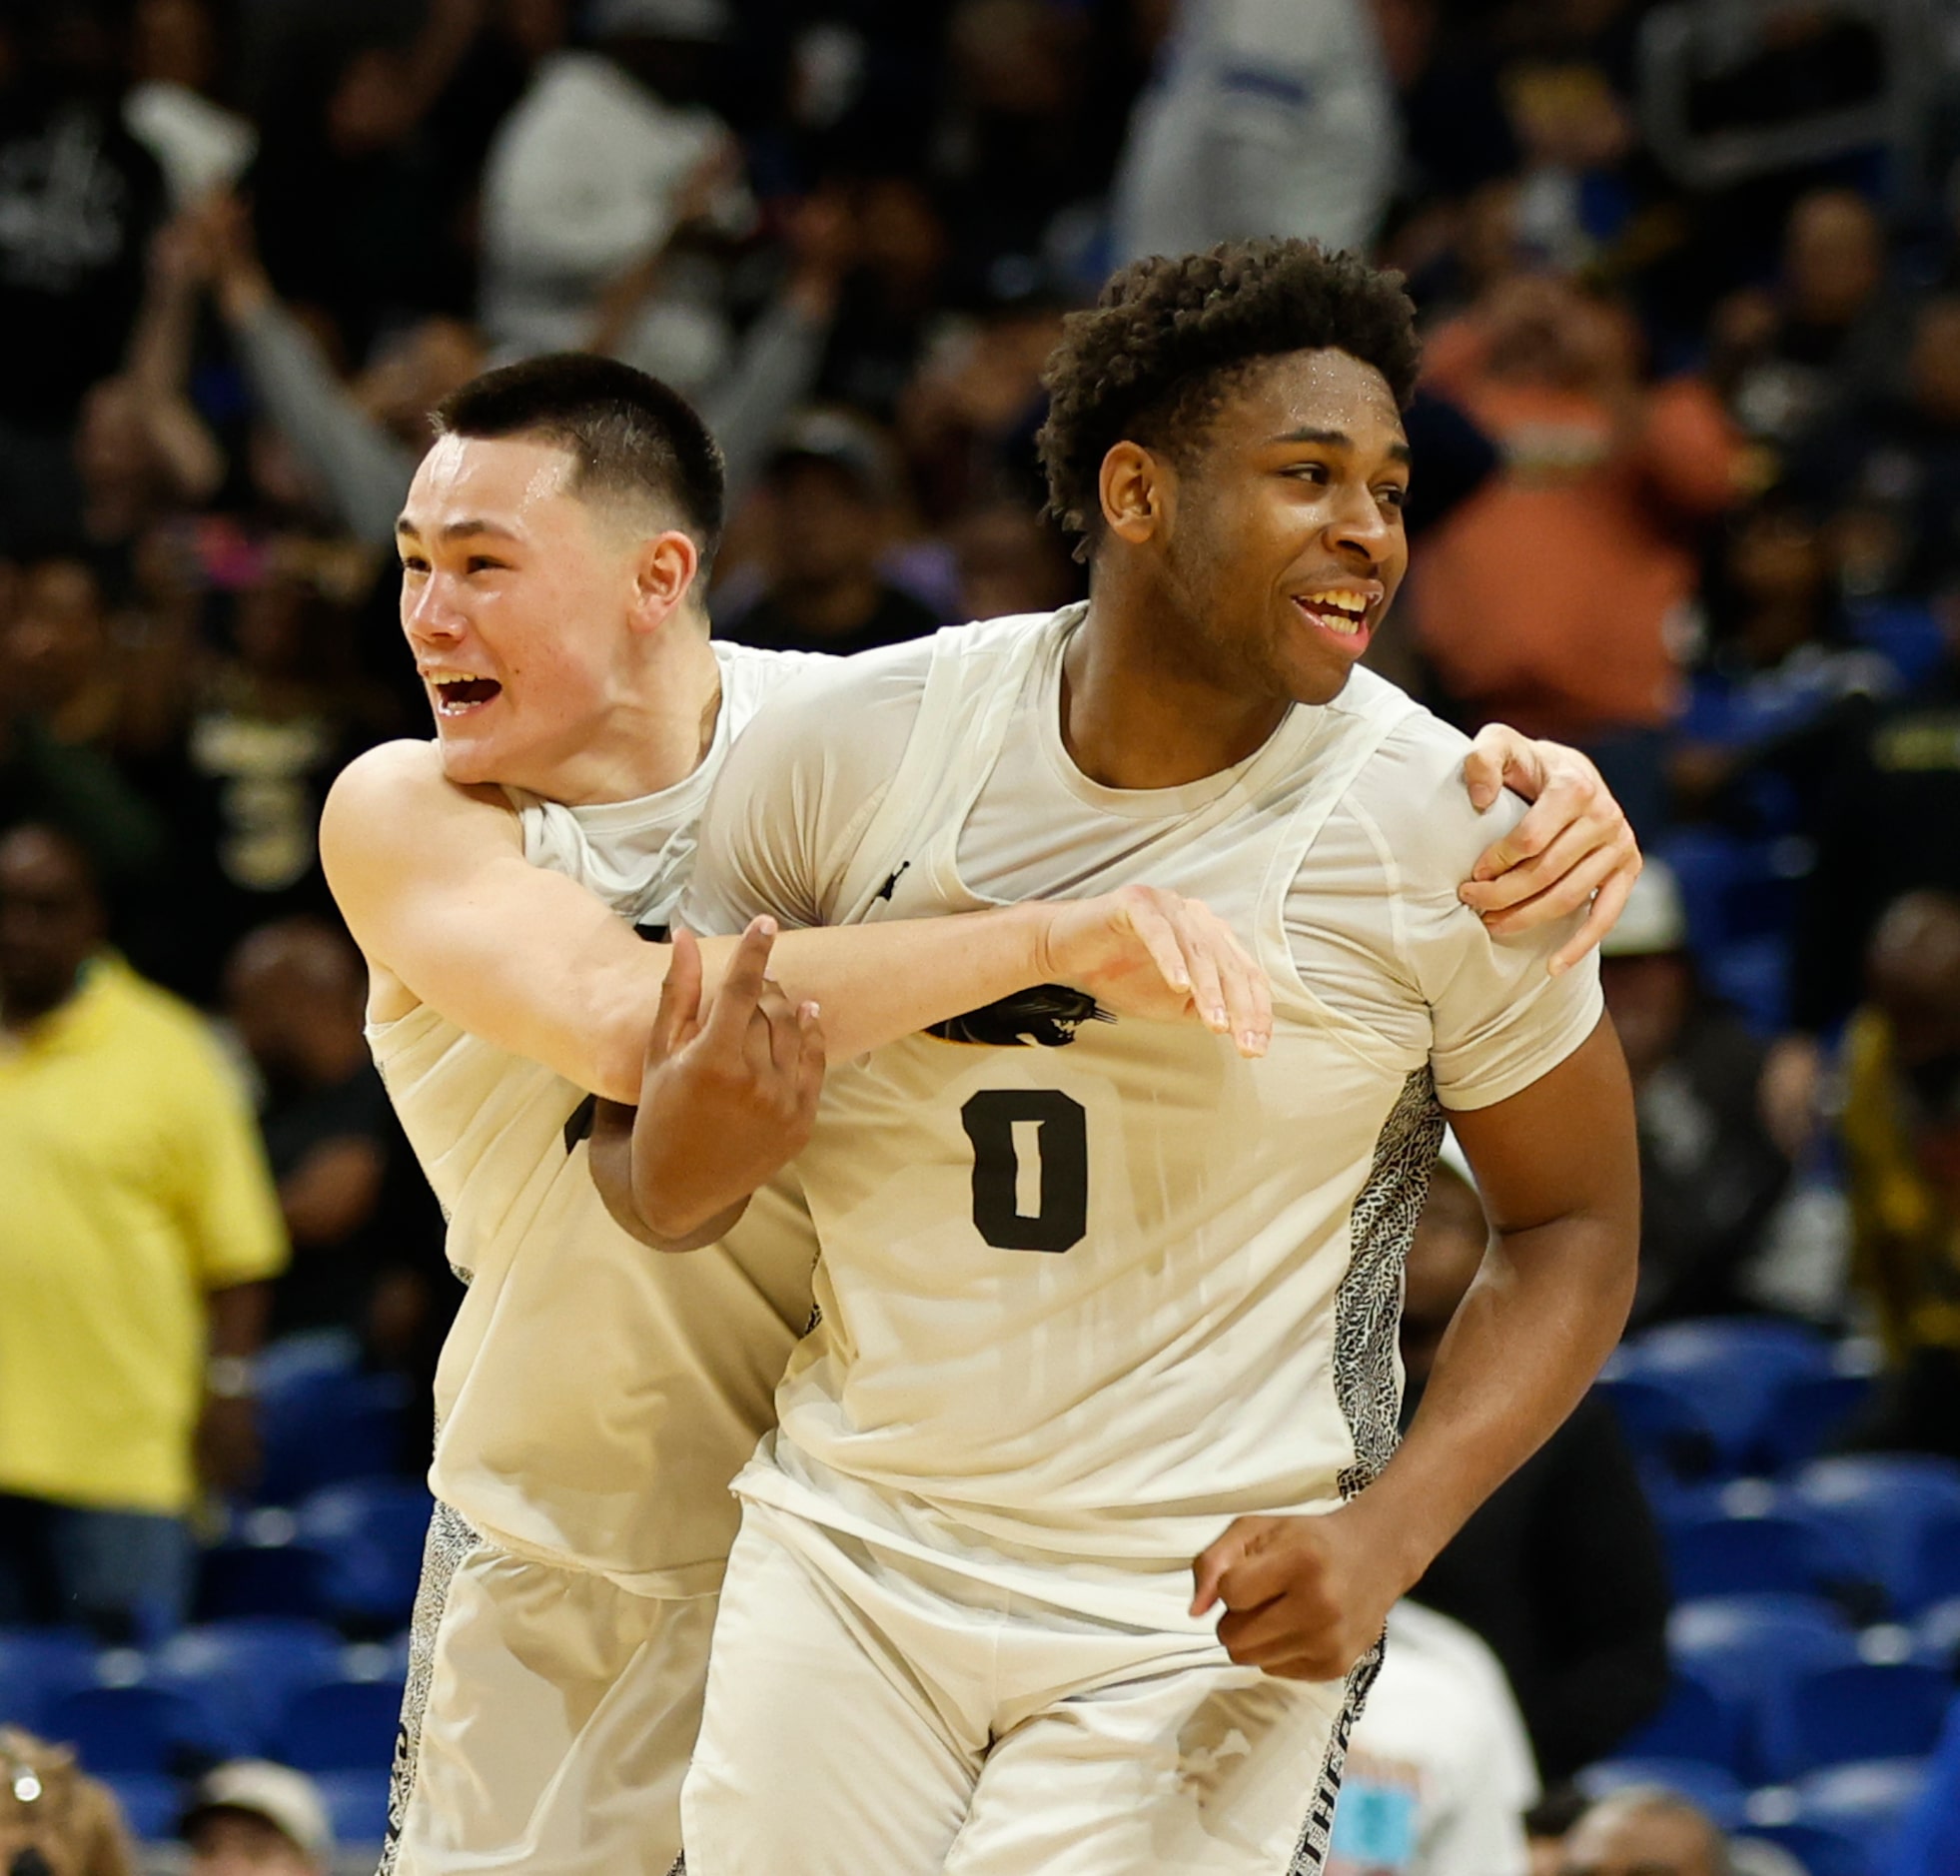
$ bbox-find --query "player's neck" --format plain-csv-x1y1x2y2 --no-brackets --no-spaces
537,624,723,806
1062,586,1288,791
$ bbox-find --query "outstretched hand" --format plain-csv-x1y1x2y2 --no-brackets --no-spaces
1457,726,1642,974
601,919,826,1249
1039,885,1273,1058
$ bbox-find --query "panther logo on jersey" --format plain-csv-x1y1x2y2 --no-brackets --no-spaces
926,984,1114,1048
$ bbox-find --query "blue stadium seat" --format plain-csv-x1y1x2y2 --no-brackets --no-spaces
1909,1596,1960,1669
0,1629,103,1732
1791,1757,1933,1845
1663,1506,1852,1603
1575,1757,1747,1829
193,1537,334,1624
1595,1375,1720,1481
1788,1456,1960,1615
296,1478,434,1630
257,1370,412,1505
152,1617,345,1751
1753,1371,1877,1476
1610,1320,1832,1474
1759,1661,1954,1780
100,1771,185,1842
315,1766,394,1844
1615,1670,1742,1771
1667,1594,1862,1781
41,1683,226,1775
272,1676,406,1774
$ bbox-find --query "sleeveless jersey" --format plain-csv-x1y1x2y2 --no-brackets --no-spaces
687,607,1602,1629
369,639,819,1598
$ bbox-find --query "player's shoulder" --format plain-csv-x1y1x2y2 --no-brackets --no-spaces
321,740,521,906
1332,677,1519,890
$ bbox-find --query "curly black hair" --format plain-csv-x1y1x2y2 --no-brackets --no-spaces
1036,240,1421,547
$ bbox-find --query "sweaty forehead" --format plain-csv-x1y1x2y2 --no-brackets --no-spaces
1229,349,1406,448
404,433,579,531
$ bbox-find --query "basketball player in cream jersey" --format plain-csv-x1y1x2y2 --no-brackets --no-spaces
322,355,1311,1876
642,243,1644,1875
323,352,1637,1875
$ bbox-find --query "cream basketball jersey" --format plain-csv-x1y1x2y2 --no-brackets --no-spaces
369,639,819,1598
688,606,1602,1629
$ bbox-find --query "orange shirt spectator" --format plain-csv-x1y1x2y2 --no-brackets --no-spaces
1409,277,1742,746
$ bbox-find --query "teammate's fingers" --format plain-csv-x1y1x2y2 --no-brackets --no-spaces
1464,722,1537,811
1173,908,1232,1034
1547,854,1638,975
1127,896,1194,999
704,917,778,1045
1467,782,1586,885
1218,921,1272,1058
653,927,705,1059
1479,838,1625,940
1462,816,1600,914
1216,1596,1323,1666
793,1002,826,1108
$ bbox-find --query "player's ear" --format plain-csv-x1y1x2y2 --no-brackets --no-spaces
1100,443,1171,546
631,530,701,632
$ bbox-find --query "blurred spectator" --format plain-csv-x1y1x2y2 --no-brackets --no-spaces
247,0,490,361
721,409,939,656
479,0,751,387
0,0,168,552
0,825,286,1639
1110,0,1398,265
0,554,174,890
1331,1599,1539,1876
1556,1787,1729,1876
1769,600,1960,1129
899,290,1063,522
1670,487,1895,840
1403,1141,1669,1782
948,497,1080,624
225,916,442,1359
813,173,949,423
1600,861,1792,1325
0,1725,139,1876
1788,293,1960,603
1706,188,1894,461
181,1760,332,1876
1524,1786,1591,1876
123,0,256,207
198,182,841,545
1835,890,1960,1457
1411,272,1743,835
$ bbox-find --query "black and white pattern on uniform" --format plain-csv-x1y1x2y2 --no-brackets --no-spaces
1334,1066,1444,1500
926,984,1113,1048
378,1496,485,1876
1287,1638,1386,1874
1282,1069,1440,1871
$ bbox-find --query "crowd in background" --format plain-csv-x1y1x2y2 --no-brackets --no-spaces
6,0,1960,1869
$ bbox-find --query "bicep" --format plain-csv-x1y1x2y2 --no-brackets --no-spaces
322,746,666,1098
1448,1016,1638,1237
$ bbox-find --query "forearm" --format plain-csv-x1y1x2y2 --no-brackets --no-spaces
206,1281,271,1360
1354,1214,1635,1592
589,1097,748,1251
697,903,1051,1063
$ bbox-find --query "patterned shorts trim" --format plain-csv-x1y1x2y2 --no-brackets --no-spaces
377,1497,486,1876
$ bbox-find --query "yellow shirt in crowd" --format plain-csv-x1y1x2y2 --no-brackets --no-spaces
0,955,288,1515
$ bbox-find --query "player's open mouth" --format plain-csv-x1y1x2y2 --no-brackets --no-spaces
426,668,503,717
1292,588,1375,649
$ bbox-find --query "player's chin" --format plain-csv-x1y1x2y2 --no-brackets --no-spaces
432,727,501,786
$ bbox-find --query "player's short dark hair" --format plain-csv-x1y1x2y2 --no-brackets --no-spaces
1036,240,1422,548
434,354,725,573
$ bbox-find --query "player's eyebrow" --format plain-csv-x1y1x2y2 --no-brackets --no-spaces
395,516,524,542
1270,427,1413,465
